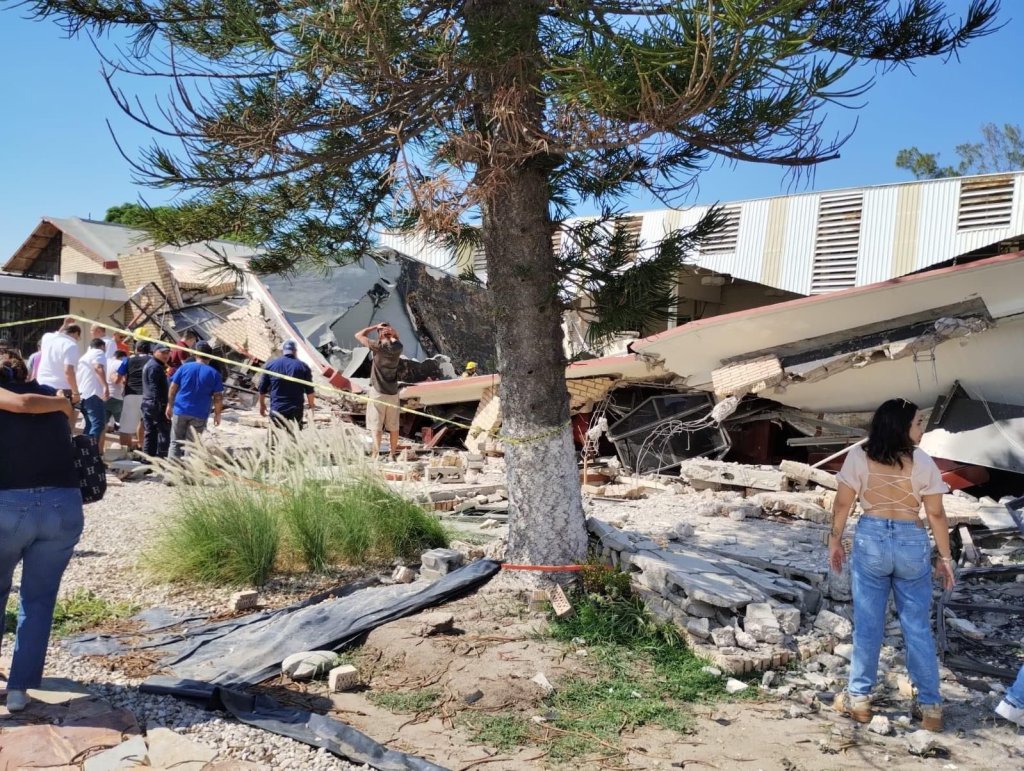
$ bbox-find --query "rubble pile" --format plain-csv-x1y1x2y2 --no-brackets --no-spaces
588,516,840,674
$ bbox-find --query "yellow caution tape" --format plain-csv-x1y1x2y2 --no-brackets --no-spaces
0,313,572,446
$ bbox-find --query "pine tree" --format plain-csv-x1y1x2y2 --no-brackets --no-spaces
13,0,1000,577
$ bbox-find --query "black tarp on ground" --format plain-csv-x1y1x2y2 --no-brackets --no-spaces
66,561,501,771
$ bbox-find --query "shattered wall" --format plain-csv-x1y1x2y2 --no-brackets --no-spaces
396,260,496,373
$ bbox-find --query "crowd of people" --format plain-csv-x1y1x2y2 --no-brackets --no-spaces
4,317,1024,729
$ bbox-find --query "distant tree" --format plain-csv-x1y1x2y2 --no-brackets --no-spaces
897,122,1024,179
20,0,1001,580
105,201,261,246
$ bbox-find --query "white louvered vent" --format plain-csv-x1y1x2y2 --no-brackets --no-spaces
957,175,1015,231
471,243,487,280
810,192,863,293
702,206,741,255
616,215,644,243
552,228,563,256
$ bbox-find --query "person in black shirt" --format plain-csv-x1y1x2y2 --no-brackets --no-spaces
0,348,83,713
141,344,172,458
117,342,151,451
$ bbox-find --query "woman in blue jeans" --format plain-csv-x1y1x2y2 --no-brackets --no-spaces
0,348,83,713
829,398,955,732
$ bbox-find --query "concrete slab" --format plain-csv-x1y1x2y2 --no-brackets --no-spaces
145,727,218,771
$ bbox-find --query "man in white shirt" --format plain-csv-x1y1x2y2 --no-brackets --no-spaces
77,337,109,451
91,324,118,360
37,320,82,400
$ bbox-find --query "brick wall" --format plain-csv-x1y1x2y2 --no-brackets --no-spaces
711,355,783,398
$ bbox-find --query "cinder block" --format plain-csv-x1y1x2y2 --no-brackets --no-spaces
229,590,258,611
328,665,360,692
421,548,464,574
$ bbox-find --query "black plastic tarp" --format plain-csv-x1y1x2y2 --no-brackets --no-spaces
66,560,501,771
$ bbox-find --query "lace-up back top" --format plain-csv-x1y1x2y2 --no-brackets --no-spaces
836,445,949,521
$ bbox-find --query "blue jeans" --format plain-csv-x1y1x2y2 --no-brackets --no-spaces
1006,664,1024,709
79,395,106,441
0,487,84,690
849,516,941,705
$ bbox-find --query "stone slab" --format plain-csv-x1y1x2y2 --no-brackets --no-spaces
145,727,218,771
83,735,148,771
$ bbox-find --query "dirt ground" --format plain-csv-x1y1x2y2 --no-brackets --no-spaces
266,592,1024,771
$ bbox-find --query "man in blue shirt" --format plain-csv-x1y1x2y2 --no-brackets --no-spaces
258,339,315,428
165,341,224,459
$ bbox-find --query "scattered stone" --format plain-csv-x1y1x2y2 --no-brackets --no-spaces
761,670,777,689
672,522,695,539
391,565,416,583
813,609,853,640
701,666,722,677
725,678,749,694
728,508,748,521
685,617,711,639
773,606,802,635
146,727,218,771
734,629,759,650
868,715,893,736
228,591,258,612
788,704,811,718
462,689,484,705
745,602,782,641
414,612,455,637
833,643,854,661
896,674,915,699
531,672,554,693
479,518,502,529
947,617,985,640
328,664,360,692
711,626,736,648
281,651,338,681
906,730,946,756
803,672,830,691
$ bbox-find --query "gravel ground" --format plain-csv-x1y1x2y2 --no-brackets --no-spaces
2,414,372,770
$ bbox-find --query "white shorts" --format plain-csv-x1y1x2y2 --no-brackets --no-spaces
366,391,400,433
120,394,144,434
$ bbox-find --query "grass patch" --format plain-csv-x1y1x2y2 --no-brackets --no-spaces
145,426,447,586
149,486,281,586
466,566,755,761
367,688,440,713
462,714,531,752
5,590,137,639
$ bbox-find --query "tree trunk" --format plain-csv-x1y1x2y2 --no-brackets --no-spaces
482,165,588,578
466,0,587,578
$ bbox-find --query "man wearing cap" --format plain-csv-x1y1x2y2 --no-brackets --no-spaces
258,339,315,428
141,344,172,458
461,361,478,379
355,322,403,461
166,341,224,459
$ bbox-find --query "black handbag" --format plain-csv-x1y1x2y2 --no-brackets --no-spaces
71,434,107,504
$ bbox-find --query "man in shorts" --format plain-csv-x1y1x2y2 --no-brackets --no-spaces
355,322,403,461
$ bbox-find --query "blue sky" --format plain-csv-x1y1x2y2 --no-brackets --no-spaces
0,5,1021,261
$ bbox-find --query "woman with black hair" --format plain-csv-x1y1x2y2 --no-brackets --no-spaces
829,398,955,732
0,348,83,713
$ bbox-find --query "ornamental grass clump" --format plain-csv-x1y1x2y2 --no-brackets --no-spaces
146,422,447,586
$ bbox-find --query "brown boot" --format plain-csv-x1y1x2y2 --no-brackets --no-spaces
833,692,872,723
914,703,943,732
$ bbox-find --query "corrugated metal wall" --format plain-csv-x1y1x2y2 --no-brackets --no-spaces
380,172,1024,295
